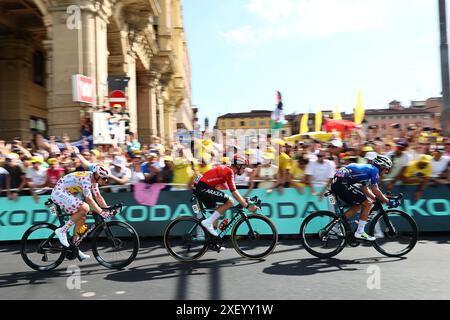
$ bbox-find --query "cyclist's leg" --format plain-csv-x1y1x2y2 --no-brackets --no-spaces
51,190,88,245
213,198,234,228
331,182,364,218
196,182,233,233
72,202,89,235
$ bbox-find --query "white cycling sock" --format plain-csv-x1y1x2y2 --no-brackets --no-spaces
356,220,367,234
60,220,74,233
207,211,221,224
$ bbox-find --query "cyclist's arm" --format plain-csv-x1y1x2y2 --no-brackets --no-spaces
85,195,103,214
231,190,248,208
243,171,256,198
361,185,376,201
369,184,389,204
92,184,108,209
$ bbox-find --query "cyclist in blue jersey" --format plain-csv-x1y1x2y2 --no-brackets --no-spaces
330,155,398,241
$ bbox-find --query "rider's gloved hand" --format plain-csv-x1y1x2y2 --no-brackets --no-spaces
388,198,400,208
100,210,112,218
246,200,259,212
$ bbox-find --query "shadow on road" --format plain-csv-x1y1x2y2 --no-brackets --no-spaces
0,269,68,288
263,256,406,277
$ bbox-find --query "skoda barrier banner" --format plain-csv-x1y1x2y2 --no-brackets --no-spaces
0,185,449,241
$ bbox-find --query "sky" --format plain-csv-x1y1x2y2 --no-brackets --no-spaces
182,0,445,129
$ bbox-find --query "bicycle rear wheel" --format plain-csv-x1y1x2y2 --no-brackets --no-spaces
21,223,65,271
369,209,418,257
231,214,278,259
164,216,208,262
300,211,347,259
92,221,140,269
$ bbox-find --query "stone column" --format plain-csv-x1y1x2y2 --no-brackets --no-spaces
47,0,112,139
126,52,138,136
136,71,160,144
164,105,177,146
157,85,166,145
0,37,33,140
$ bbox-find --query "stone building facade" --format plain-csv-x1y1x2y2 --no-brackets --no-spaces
0,0,193,145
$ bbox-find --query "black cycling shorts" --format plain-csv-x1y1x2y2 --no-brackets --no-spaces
331,179,366,205
193,181,230,209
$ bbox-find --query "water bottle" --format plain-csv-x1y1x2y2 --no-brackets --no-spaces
77,224,88,237
219,219,229,231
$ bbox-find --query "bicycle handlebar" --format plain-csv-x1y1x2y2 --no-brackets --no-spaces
386,193,404,201
232,196,262,210
102,203,124,212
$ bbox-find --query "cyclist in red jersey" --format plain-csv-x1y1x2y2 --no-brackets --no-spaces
194,154,259,236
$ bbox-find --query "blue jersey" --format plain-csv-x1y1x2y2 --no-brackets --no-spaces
335,163,380,186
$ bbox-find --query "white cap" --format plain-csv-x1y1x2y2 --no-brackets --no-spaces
6,153,19,160
330,139,343,148
365,151,378,161
111,156,126,168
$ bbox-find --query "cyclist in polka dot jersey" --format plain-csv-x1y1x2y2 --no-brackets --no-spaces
52,165,111,260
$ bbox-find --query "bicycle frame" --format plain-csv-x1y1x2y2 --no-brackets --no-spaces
45,200,121,249
187,206,248,240
322,193,396,241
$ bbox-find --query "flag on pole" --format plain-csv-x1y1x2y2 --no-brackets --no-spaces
354,90,365,125
315,110,323,132
300,113,309,134
270,91,286,130
333,105,342,120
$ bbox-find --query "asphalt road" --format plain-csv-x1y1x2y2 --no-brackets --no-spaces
1,236,450,300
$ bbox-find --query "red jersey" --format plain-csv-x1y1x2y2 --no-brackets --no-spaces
199,165,237,192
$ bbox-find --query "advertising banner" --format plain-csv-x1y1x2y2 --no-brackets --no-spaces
0,186,449,241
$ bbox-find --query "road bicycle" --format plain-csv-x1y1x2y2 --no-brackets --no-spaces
21,199,140,271
164,195,278,261
300,191,418,258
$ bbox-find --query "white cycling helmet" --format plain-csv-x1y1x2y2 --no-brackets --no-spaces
373,155,393,170
93,164,110,178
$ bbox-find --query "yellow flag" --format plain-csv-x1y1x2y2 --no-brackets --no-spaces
300,113,309,134
315,111,323,132
354,90,365,124
333,105,342,120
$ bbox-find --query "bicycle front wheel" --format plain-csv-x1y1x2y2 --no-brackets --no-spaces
369,209,418,257
231,214,278,259
92,221,140,269
300,211,347,259
164,216,208,262
21,223,65,271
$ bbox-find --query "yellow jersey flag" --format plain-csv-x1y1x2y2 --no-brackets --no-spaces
315,111,323,132
354,90,365,125
333,105,342,120
300,113,309,134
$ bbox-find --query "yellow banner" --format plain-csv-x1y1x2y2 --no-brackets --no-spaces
354,90,365,124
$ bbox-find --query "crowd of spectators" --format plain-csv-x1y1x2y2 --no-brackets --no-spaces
0,123,449,203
